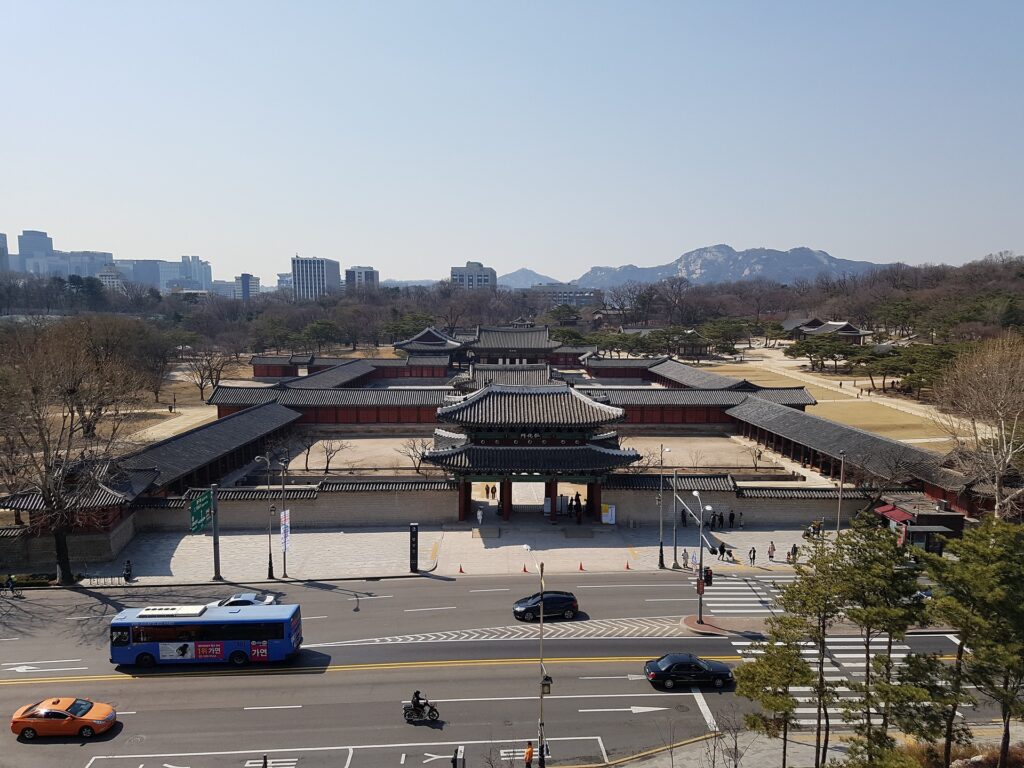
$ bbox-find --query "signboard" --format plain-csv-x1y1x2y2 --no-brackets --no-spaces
280,508,291,553
189,490,213,533
601,503,616,525
696,579,705,595
159,642,195,660
195,641,224,660
410,522,419,573
250,640,269,661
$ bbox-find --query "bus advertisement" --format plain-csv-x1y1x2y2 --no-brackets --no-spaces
109,604,302,667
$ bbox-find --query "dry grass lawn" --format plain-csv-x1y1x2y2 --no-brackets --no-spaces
707,364,851,402
807,401,948,441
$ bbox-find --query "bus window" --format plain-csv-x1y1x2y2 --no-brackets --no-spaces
111,628,130,647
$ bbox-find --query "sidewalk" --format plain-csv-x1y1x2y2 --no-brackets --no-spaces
80,521,805,586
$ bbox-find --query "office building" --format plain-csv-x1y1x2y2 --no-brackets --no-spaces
210,280,237,298
234,273,260,301
525,282,600,308
180,255,213,290
291,255,341,301
96,265,126,293
276,272,293,289
345,265,379,290
451,261,496,290
0,233,8,272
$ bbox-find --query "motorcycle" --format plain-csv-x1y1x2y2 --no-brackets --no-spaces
403,700,440,722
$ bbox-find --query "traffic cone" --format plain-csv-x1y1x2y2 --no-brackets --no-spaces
458,564,465,574
625,561,632,570
579,562,585,571
522,564,529,573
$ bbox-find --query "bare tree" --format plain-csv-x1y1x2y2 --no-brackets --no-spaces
395,437,433,475
184,348,231,400
298,434,319,471
0,320,144,584
322,439,353,473
743,445,764,471
686,449,708,469
935,335,1024,519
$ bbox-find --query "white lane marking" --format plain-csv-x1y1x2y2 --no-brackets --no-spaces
576,584,690,589
244,705,303,710
67,616,108,620
404,606,457,612
2,658,82,665
579,705,668,714
578,674,648,681
691,687,717,730
347,595,393,601
423,693,696,703
0,637,19,642
5,665,89,673
470,589,511,593
118,711,136,715
401,755,407,765
80,736,600,764
644,598,698,602
304,616,328,619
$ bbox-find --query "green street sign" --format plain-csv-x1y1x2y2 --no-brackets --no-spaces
189,490,213,533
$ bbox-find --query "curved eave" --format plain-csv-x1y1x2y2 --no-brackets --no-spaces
422,445,641,473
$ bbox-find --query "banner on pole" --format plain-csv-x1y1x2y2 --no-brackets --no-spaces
280,508,291,553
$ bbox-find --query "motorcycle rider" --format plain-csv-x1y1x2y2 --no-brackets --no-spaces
411,690,427,716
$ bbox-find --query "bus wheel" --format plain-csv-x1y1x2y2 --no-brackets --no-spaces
136,653,156,668
229,651,249,666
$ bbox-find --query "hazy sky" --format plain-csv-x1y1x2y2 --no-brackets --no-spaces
1,1,1021,284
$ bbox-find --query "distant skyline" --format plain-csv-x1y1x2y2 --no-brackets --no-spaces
1,1,1021,285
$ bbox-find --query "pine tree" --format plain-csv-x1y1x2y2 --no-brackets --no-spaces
735,615,814,768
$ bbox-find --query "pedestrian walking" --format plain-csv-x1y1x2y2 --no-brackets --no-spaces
728,511,735,529
525,741,534,768
477,508,483,526
790,543,798,562
122,559,133,582
682,548,689,568
718,542,726,561
739,511,744,529
768,541,776,561
748,547,756,566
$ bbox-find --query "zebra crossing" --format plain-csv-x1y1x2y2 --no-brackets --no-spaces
691,573,798,616
733,635,916,727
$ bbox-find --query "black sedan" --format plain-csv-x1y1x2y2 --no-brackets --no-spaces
644,653,734,689
512,591,579,621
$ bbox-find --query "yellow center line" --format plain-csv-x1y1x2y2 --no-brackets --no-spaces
0,655,742,687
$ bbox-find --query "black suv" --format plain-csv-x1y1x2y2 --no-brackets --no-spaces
512,591,579,621
644,653,734,689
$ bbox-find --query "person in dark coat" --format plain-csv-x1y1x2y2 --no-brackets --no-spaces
728,511,735,529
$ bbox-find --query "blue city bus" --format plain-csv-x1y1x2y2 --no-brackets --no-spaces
109,604,302,667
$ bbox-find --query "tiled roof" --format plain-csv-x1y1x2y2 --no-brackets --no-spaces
781,317,819,331
436,384,625,428
319,479,458,492
736,486,890,499
802,321,871,337
467,326,560,351
189,487,319,501
122,402,302,489
648,359,744,389
0,485,135,511
207,385,282,406
249,354,313,366
604,474,738,492
403,354,453,367
725,397,954,488
450,365,554,389
130,496,189,509
277,388,452,407
552,345,599,356
586,356,667,369
423,444,641,473
577,387,815,408
287,359,377,389
0,525,28,539
394,327,464,351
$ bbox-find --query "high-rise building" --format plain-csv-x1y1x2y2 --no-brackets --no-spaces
291,255,341,301
233,273,260,301
180,255,213,290
345,265,379,290
19,230,56,275
96,264,126,293
0,233,8,272
210,280,236,298
451,261,496,290
276,272,293,289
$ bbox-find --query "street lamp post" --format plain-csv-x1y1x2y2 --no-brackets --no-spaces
255,455,275,579
658,445,670,569
671,469,680,569
524,545,550,768
280,452,289,578
836,450,846,535
692,490,712,625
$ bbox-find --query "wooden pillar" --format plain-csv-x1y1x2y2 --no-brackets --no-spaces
591,483,602,520
501,479,512,521
458,480,469,521
546,480,558,521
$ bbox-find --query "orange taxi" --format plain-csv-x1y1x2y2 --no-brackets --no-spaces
11,697,117,740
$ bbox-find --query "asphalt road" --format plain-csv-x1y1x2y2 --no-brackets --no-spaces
0,572,976,768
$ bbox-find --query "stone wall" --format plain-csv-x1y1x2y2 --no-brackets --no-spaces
1,514,139,570
603,489,865,528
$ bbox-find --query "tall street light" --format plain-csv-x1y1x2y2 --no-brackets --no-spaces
658,445,670,569
671,469,680,569
691,490,712,625
836,449,846,535
280,451,289,578
254,454,276,580
523,545,551,768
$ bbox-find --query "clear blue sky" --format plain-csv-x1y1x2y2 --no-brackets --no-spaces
1,1,1021,284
